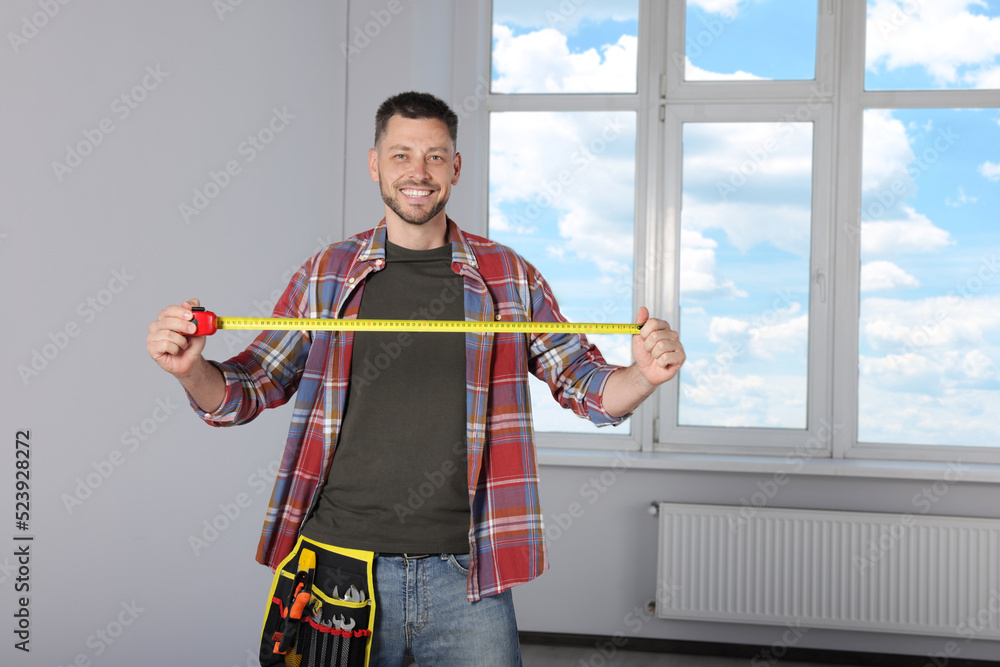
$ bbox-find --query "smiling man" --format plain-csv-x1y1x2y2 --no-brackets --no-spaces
146,91,684,666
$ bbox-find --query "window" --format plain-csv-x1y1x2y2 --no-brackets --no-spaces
480,0,1000,463
856,0,1000,451
488,0,642,445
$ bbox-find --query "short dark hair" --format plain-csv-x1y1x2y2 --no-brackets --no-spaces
374,91,458,150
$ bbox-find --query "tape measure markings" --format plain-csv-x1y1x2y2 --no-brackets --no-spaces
214,317,641,335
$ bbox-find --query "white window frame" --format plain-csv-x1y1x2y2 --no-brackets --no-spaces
832,1,1000,465
475,0,657,452
469,0,1000,466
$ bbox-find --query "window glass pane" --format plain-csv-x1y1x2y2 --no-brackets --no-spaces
488,111,636,434
866,0,1000,90
685,0,818,81
678,122,813,429
491,0,638,93
858,109,1000,446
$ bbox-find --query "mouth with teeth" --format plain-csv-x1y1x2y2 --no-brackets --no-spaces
399,186,435,201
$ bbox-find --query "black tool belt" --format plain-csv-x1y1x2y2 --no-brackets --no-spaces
259,536,375,667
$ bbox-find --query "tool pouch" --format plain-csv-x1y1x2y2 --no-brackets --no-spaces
259,536,375,667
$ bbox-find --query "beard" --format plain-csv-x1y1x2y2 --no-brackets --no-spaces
379,179,448,226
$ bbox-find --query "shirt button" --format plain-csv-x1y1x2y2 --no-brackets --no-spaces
375,259,384,268
495,315,502,320
348,277,355,284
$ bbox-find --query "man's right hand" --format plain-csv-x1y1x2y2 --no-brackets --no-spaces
147,298,208,378
147,298,226,413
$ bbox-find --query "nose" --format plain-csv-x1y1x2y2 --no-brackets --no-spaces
409,159,429,181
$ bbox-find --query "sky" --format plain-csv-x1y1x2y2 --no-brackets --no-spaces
489,0,1000,445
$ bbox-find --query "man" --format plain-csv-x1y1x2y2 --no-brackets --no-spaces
147,91,684,666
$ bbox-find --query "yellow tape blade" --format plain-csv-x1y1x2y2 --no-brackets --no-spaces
215,317,641,335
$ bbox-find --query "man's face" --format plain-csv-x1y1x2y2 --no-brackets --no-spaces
368,115,461,227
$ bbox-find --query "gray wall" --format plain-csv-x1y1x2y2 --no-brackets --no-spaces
3,1,999,665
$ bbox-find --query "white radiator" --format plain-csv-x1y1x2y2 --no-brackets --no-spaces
655,502,1000,640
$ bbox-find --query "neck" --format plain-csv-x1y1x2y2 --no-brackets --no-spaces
384,213,449,250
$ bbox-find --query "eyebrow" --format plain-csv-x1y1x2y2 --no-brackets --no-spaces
386,144,452,154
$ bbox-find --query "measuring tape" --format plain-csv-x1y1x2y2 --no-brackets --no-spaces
189,308,641,336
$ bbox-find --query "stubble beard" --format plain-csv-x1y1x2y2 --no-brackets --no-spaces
380,179,448,226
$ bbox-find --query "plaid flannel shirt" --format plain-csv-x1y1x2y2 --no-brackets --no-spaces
191,219,626,601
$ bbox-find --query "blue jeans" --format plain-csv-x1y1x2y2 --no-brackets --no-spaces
369,553,522,666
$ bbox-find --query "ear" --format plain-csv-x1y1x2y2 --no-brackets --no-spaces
451,152,462,185
368,147,379,183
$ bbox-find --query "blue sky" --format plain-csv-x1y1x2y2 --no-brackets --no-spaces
489,0,1000,442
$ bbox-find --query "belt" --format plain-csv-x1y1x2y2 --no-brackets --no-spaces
380,553,433,560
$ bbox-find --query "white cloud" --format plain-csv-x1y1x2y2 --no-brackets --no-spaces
980,161,1000,181
860,260,920,292
965,64,1000,88
680,121,813,257
706,305,807,362
860,294,1000,353
685,57,766,81
687,0,765,18
682,199,812,258
861,348,999,393
857,380,1000,445
866,0,1000,88
488,203,536,235
491,24,637,93
861,206,953,256
679,229,747,298
489,110,636,290
492,1,636,33
945,186,978,207
680,368,806,428
861,109,914,195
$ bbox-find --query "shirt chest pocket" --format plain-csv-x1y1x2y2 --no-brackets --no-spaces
492,299,530,323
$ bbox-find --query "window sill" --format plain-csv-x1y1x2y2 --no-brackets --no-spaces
535,448,1000,483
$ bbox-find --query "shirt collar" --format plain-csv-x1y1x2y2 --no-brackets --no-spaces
357,218,479,270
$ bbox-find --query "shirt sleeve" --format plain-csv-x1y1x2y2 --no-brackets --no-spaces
187,259,314,426
524,263,630,426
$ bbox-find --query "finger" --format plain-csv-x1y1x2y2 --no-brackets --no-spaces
635,306,650,336
148,329,190,355
640,317,675,339
654,345,686,369
156,303,194,324
646,336,683,359
150,315,198,336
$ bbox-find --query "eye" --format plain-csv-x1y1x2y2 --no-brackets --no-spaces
393,154,407,160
